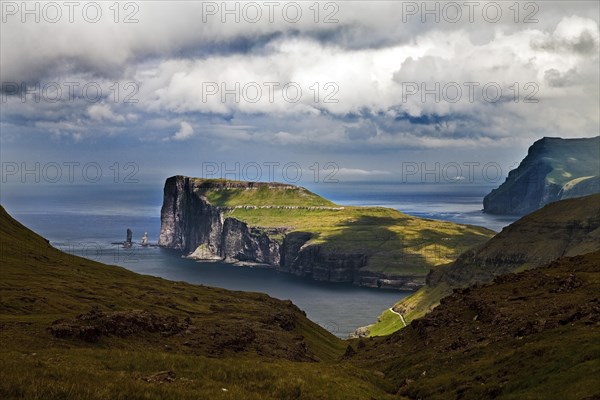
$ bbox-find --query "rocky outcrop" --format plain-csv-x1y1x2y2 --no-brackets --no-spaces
48,307,190,343
159,176,280,264
159,176,423,290
280,235,365,282
483,136,600,215
159,175,223,257
221,218,280,265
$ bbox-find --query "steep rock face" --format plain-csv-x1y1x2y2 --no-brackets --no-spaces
483,136,600,215
159,176,281,264
280,238,422,289
159,176,224,258
159,175,480,290
281,241,366,282
221,218,280,265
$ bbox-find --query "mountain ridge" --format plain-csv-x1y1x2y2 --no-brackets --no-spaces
351,250,600,400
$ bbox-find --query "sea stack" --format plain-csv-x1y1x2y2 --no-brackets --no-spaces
125,228,133,248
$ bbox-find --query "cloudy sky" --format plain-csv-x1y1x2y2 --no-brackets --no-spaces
1,1,599,186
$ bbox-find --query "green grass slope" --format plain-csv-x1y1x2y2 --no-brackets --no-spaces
367,282,452,336
193,178,336,207
0,205,396,400
541,137,600,186
350,251,600,400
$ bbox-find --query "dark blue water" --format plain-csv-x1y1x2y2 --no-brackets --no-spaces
1,181,518,337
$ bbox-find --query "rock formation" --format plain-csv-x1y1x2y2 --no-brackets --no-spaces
158,176,372,284
124,228,133,248
158,176,280,264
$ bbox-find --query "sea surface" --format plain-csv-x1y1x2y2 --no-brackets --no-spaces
1,181,518,337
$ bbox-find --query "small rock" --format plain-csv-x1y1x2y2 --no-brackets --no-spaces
343,344,357,358
142,370,176,384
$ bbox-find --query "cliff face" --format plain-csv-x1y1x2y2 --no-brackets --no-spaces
280,235,422,289
159,176,223,258
483,136,600,215
159,175,494,290
280,238,367,282
220,218,280,265
159,176,280,264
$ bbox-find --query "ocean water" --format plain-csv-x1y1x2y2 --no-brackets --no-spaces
1,181,518,337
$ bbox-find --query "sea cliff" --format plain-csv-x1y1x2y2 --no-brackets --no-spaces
483,136,600,215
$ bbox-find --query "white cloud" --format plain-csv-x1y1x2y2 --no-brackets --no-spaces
132,16,598,123
169,121,195,141
87,104,125,122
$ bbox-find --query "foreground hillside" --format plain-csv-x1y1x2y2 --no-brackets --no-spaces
367,194,600,336
159,176,493,290
1,205,599,399
351,250,600,400
484,136,600,215
0,205,395,400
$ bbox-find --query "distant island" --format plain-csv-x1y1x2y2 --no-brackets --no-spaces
484,136,600,215
158,176,493,290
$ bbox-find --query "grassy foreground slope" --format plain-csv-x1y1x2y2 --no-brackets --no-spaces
368,193,600,335
0,205,395,400
193,178,494,278
2,204,599,399
351,250,600,400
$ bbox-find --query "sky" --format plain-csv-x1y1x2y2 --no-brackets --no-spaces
1,0,599,188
